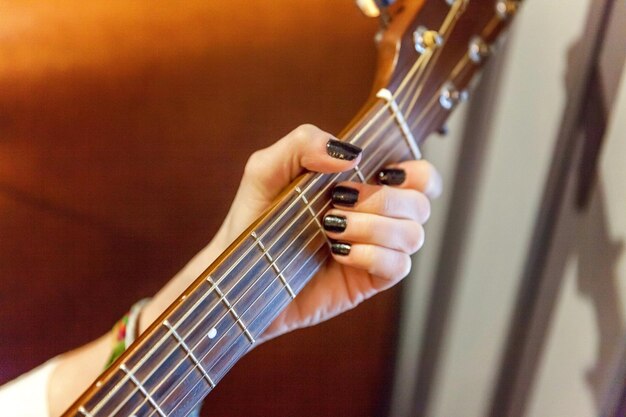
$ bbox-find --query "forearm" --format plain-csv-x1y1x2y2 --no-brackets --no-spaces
47,334,110,417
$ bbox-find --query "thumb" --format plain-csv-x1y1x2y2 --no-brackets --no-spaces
239,124,362,205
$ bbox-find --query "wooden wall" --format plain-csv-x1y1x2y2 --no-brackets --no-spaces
0,2,401,416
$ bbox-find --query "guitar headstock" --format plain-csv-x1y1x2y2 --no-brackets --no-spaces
360,0,523,140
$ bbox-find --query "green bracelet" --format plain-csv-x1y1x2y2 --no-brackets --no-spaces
104,298,150,369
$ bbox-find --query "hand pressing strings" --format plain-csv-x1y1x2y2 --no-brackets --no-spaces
141,124,441,342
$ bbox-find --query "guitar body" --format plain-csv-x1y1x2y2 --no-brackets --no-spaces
0,1,398,416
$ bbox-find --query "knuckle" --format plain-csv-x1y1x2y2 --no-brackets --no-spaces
376,188,398,216
244,150,264,177
404,223,425,254
384,252,412,282
361,216,378,242
397,255,412,280
408,190,431,223
362,245,379,274
292,123,321,141
419,194,432,223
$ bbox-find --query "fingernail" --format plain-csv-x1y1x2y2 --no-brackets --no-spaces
331,241,351,256
326,138,362,161
378,168,406,185
323,214,347,233
332,186,359,207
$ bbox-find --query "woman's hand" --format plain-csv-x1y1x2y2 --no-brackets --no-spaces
141,124,441,341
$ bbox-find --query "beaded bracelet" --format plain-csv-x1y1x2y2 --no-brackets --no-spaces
104,298,151,369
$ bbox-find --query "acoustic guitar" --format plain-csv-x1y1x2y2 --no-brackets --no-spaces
62,0,522,415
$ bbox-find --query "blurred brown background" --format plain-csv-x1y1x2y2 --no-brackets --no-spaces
0,1,401,416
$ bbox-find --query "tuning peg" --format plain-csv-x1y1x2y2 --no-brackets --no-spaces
413,26,443,54
356,0,381,17
468,36,491,64
439,82,469,110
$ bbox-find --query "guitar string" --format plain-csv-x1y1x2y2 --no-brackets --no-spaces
91,56,427,417
89,6,467,415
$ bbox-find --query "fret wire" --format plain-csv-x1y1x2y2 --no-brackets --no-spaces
163,320,216,388
120,364,167,417
87,339,168,415
250,231,296,299
77,406,93,417
353,165,366,182
207,276,255,344
87,35,430,415
294,186,332,248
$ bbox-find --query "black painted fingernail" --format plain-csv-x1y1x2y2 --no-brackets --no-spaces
378,168,406,185
331,241,351,256
332,186,359,207
323,214,347,233
326,138,362,161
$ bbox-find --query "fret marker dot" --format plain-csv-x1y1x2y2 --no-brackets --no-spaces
208,328,218,339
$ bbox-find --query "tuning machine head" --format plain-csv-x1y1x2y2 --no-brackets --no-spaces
439,82,469,110
468,36,492,64
413,26,444,54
